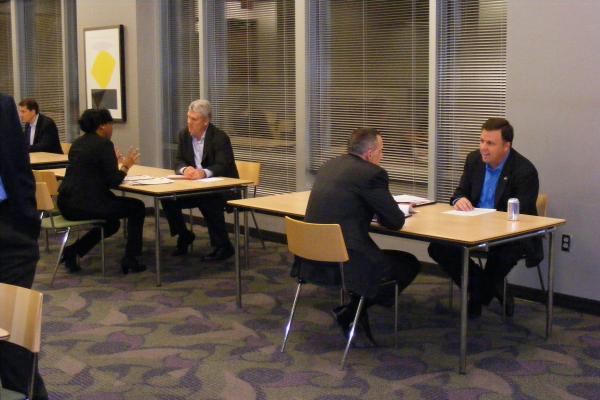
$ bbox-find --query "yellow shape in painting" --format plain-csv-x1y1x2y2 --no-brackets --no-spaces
91,51,116,89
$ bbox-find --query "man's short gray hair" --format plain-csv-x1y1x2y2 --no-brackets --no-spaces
348,127,380,155
188,99,212,118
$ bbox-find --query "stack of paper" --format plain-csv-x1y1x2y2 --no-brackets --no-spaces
393,194,434,206
443,208,496,217
128,177,173,185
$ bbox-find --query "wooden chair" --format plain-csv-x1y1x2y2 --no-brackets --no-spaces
448,193,550,318
235,160,265,248
35,182,106,286
0,283,43,400
280,216,400,369
33,170,60,252
60,142,71,155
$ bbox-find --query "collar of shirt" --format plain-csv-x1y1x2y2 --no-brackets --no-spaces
191,128,207,168
28,114,39,145
478,150,510,209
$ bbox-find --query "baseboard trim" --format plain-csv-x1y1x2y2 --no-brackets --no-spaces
148,207,600,316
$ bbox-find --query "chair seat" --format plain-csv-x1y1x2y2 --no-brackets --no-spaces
41,215,105,230
1,384,27,399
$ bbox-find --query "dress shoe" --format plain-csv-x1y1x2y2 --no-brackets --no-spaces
60,245,81,273
201,245,234,262
172,230,195,256
121,256,147,274
358,309,378,347
331,305,353,339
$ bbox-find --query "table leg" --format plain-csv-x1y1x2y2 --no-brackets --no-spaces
460,246,470,374
234,206,241,308
243,187,249,271
154,198,162,286
546,231,554,339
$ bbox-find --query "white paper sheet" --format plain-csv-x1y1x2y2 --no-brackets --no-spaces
196,177,225,183
128,177,173,185
393,194,434,206
123,175,154,181
443,208,496,217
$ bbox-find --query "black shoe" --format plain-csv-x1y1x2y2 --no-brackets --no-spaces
121,256,147,274
201,245,234,262
358,309,378,347
172,231,195,256
468,298,482,319
331,305,352,339
60,245,81,273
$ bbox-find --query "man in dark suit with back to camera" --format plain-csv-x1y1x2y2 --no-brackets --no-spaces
428,117,542,318
292,127,421,344
18,98,62,154
161,99,239,260
0,93,48,399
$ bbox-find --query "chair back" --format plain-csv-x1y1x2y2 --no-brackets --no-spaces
536,193,548,217
236,160,261,187
35,182,55,212
33,170,59,197
60,142,71,154
284,216,349,263
0,283,43,353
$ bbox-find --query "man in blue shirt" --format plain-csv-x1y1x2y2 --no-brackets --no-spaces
0,93,47,398
428,118,541,318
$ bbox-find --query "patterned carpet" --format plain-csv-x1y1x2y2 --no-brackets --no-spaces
31,220,600,400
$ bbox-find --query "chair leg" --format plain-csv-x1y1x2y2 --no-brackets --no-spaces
280,282,303,352
448,278,454,310
536,264,546,292
250,210,266,249
100,226,105,276
339,288,345,306
45,229,50,253
28,353,38,400
394,283,399,348
188,209,194,250
51,227,71,286
341,296,365,369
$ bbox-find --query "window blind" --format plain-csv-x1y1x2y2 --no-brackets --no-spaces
162,0,200,168
435,0,507,202
205,0,296,196
308,0,429,196
21,0,66,140
0,0,13,96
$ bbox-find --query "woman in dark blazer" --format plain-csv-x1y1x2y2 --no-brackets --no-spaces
57,109,146,274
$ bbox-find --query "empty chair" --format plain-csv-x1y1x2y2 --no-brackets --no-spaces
235,160,265,248
0,283,43,400
280,216,400,369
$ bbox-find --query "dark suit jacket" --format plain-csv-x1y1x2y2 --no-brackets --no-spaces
57,133,126,216
291,154,406,298
0,93,40,238
27,113,62,154
174,123,238,179
451,148,543,266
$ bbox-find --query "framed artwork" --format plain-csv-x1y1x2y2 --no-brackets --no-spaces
84,25,126,121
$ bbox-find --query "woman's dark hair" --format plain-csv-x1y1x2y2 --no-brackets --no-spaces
79,108,113,134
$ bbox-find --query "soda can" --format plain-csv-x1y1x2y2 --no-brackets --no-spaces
508,198,520,221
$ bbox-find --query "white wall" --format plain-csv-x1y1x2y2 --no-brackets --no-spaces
506,0,600,301
76,0,162,167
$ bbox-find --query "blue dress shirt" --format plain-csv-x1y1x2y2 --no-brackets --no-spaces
477,151,510,209
0,176,7,202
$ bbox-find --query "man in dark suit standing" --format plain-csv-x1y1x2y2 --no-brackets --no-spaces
0,93,47,399
292,127,421,343
18,98,62,154
161,99,239,260
428,117,541,318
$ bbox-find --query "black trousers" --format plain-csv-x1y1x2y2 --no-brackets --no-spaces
0,204,48,400
59,196,145,258
370,249,421,306
428,242,523,305
161,194,231,248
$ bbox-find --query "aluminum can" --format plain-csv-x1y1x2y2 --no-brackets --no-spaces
507,198,520,221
